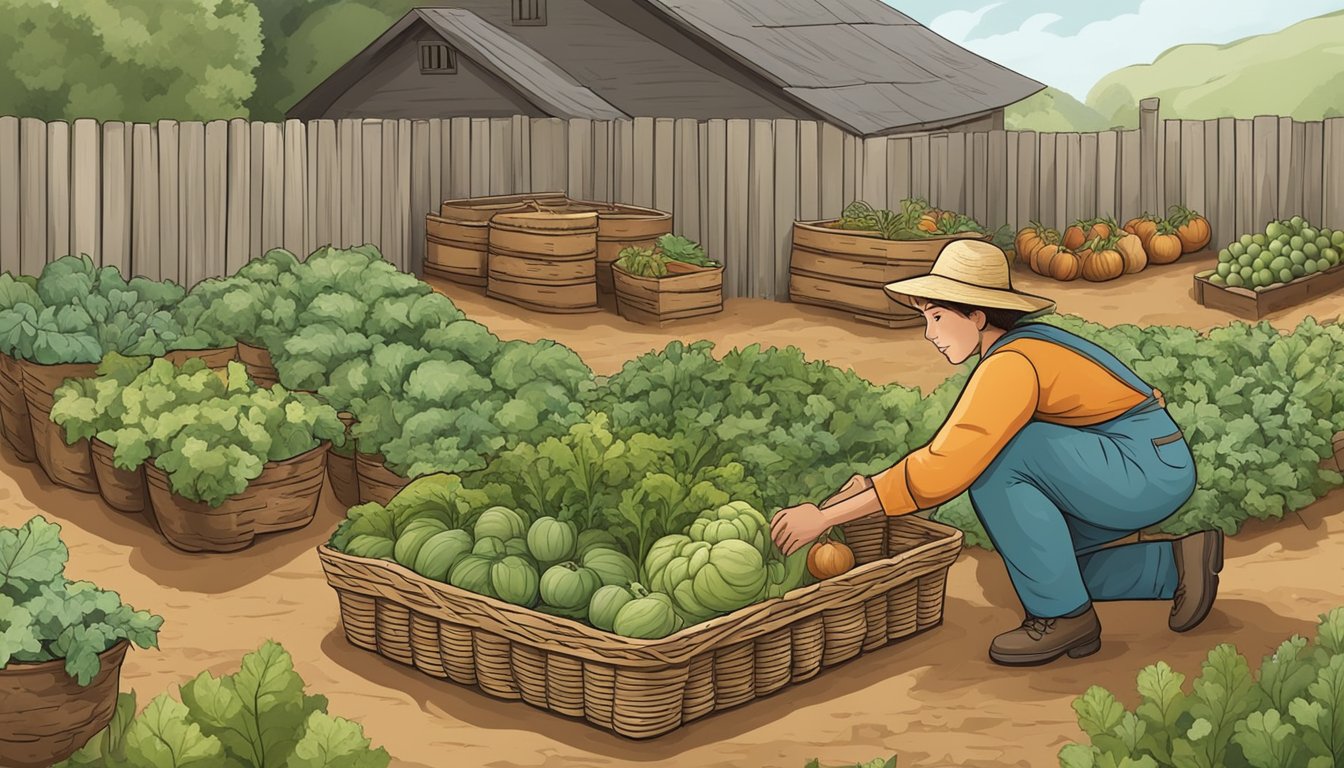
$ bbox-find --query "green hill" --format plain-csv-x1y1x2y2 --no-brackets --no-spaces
1086,10,1344,127
1005,87,1114,132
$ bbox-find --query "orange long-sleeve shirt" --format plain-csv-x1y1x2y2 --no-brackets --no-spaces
872,338,1148,517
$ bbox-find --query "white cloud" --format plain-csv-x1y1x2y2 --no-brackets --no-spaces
924,0,1343,99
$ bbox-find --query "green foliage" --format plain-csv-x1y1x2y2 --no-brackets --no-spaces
0,0,263,122
1006,86,1115,132
54,642,391,768
0,516,162,686
1061,607,1344,768
803,758,897,768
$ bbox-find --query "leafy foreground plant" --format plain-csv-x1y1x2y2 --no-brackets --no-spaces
1060,607,1344,768
54,641,392,768
805,758,896,768
0,516,162,685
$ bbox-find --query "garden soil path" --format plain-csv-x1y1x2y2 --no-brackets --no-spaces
3,256,1342,768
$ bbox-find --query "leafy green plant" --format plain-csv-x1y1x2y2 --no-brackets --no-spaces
615,235,720,277
656,234,720,267
804,758,897,768
1060,607,1344,768
0,516,162,686
54,641,391,768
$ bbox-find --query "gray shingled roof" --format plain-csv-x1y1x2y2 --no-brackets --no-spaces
644,0,1044,134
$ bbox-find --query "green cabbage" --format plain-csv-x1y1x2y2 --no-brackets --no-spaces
525,516,577,564
645,535,767,622
539,562,601,611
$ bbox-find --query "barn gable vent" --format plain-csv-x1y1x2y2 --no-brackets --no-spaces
419,41,457,74
512,0,547,26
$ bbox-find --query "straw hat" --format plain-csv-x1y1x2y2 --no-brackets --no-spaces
883,239,1055,315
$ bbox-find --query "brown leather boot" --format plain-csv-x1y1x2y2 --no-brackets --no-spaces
988,606,1102,666
1170,530,1223,632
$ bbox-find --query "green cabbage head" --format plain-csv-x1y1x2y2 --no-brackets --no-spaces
645,534,767,622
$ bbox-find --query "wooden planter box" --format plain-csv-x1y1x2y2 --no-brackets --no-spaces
145,443,329,553
0,352,35,462
789,220,990,327
0,640,129,768
486,211,601,313
319,512,961,739
613,262,723,325
20,360,99,493
1194,262,1344,320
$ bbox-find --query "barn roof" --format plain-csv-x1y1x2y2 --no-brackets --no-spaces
644,0,1044,134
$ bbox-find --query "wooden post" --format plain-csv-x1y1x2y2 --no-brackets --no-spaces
1139,98,1160,216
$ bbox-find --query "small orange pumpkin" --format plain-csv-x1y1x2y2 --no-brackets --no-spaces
1080,237,1125,282
807,535,856,579
1036,244,1082,281
1124,214,1160,248
1168,204,1211,253
1062,223,1087,250
1116,232,1148,274
1147,222,1184,264
1017,221,1058,270
1085,218,1113,241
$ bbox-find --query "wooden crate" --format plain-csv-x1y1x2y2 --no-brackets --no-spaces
1193,262,1344,320
613,261,723,325
319,513,962,740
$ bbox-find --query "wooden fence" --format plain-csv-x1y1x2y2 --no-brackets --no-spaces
2,98,1343,300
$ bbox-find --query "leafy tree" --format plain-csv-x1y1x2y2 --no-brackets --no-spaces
0,0,263,121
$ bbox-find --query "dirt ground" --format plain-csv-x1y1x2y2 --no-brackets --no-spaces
6,254,1344,768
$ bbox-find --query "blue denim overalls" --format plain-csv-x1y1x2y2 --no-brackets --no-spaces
968,322,1199,619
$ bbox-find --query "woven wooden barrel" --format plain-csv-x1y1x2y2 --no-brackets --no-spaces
425,193,569,286
355,452,410,506
0,352,35,462
566,202,672,293
21,360,99,492
789,221,990,327
0,640,129,768
235,341,278,388
90,437,147,514
487,211,600,313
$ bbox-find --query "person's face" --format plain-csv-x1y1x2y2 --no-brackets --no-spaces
919,303,983,365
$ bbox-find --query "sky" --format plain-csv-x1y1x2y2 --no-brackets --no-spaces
888,0,1344,100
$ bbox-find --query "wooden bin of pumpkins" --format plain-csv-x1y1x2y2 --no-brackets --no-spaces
1015,205,1212,282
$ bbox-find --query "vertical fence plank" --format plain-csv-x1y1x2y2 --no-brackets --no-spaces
356,120,381,249
410,119,430,275
1055,134,1071,226
179,121,205,284
631,117,654,208
1139,99,1160,216
929,133,947,211
305,121,317,255
1252,116,1279,232
1203,120,1220,243
449,117,470,199
971,131,988,224
1015,131,1037,227
842,132,858,206
725,119,750,298
313,120,338,250
489,118,512,196
910,133,930,202
706,119,728,264
249,122,264,256
225,119,251,273
987,129,1006,231
262,122,285,250
1324,118,1344,228
381,119,403,268
944,132,966,214
1077,132,1096,221
1096,131,1117,220
510,115,529,194
131,123,160,280
819,123,844,218
157,121,180,283
860,136,887,211
1234,120,1255,238
798,121,819,221
614,119,634,205
101,123,131,273
428,119,443,216
71,118,100,264
1120,130,1141,223
1216,119,1236,247
47,121,70,262
202,120,228,283
1303,121,1324,225
1162,120,1181,214
748,119,775,300
1281,119,1305,220
395,119,412,272
1005,133,1018,229
1179,121,1205,218
592,120,611,202
653,118,674,213
339,119,363,246
888,136,911,212
19,118,47,275
698,121,708,232
674,119,700,241
469,118,489,197
773,119,797,301
1038,132,1057,230
0,118,19,274
567,118,592,200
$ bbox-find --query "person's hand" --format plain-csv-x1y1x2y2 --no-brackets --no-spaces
771,502,830,556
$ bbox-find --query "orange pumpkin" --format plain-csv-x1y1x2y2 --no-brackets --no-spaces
1124,215,1160,248
1147,224,1184,264
1036,244,1082,281
1085,218,1113,241
1082,247,1125,282
807,538,856,579
1016,221,1058,269
1168,204,1211,253
1062,223,1087,250
1116,232,1148,274
918,214,939,233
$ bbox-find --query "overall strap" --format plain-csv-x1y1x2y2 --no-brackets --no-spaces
982,322,1156,399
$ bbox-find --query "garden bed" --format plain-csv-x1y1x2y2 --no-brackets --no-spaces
1194,261,1344,320
21,360,99,493
319,512,961,739
0,639,129,768
613,261,723,325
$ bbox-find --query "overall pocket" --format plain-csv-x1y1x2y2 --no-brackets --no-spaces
1151,431,1193,470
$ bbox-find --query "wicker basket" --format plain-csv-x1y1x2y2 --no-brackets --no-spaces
319,512,961,739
